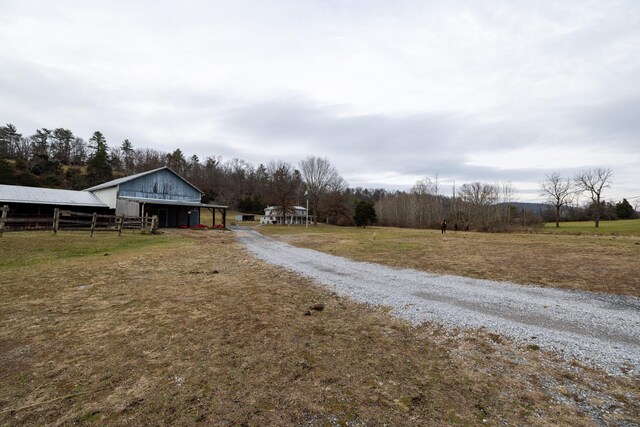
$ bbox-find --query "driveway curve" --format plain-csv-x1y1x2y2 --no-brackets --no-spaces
234,229,640,375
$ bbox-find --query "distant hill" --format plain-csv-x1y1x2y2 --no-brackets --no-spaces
498,202,550,215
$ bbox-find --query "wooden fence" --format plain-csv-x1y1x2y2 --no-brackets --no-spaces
0,205,158,237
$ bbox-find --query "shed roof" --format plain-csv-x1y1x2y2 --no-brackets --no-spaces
265,205,307,211
84,166,203,194
0,184,109,207
118,196,227,209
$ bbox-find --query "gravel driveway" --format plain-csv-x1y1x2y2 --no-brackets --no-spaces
234,229,640,376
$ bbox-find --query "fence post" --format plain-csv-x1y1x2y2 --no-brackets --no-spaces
90,212,97,237
151,215,158,233
117,214,125,236
0,205,8,237
53,208,60,235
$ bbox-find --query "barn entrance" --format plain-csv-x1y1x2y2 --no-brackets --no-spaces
158,208,169,228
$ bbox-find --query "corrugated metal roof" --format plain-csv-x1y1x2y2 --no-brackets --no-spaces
118,196,227,209
85,166,203,194
0,184,109,207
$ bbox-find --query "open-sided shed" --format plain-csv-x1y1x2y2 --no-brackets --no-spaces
0,184,112,216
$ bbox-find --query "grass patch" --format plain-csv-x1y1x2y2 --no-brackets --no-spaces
258,224,640,297
3,230,638,424
543,219,640,235
0,231,184,270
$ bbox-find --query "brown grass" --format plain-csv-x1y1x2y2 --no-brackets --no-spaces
1,231,639,425
259,225,640,297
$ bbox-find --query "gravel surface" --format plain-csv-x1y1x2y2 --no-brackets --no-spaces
235,229,640,376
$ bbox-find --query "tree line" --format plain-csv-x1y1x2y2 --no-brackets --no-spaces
1,123,635,230
541,169,637,228
375,179,537,232
0,123,384,226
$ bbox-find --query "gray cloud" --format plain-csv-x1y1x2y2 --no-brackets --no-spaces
1,1,638,201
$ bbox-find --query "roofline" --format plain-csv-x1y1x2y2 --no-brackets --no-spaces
85,167,204,195
1,200,110,208
118,196,227,209
0,184,110,208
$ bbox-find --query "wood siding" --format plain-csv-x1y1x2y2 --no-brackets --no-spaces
118,169,201,202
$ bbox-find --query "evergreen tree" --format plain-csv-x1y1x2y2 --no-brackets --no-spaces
121,139,135,174
354,200,377,227
0,123,21,159
166,148,186,175
86,131,113,186
615,198,637,219
30,128,51,158
50,128,74,164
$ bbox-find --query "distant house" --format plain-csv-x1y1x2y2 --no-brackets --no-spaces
86,167,227,228
260,205,311,225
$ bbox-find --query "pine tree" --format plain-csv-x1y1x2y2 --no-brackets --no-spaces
86,131,113,186
615,198,637,219
354,200,377,227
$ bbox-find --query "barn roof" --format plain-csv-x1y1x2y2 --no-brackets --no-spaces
84,166,203,194
0,184,109,207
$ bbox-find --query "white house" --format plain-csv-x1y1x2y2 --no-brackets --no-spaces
260,205,311,225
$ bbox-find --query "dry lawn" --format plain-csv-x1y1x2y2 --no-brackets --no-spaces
259,225,640,298
1,230,639,425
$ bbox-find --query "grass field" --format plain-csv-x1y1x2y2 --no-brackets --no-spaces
259,223,640,298
2,230,639,425
543,219,640,235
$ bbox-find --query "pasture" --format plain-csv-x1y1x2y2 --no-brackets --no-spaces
1,230,639,425
259,223,640,297
543,218,640,235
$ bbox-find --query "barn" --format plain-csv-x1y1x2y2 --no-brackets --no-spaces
86,167,227,228
0,167,227,229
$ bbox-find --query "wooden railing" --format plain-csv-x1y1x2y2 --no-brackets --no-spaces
0,205,158,237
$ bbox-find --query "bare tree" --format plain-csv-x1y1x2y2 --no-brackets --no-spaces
574,168,613,228
323,175,350,225
266,160,299,223
410,177,435,228
541,172,573,228
299,156,342,225
459,182,499,231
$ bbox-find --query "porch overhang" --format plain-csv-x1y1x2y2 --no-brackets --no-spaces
118,196,228,227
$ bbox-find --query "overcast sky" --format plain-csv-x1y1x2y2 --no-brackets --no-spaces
1,1,638,203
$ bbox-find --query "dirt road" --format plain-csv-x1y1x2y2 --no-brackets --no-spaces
235,229,640,375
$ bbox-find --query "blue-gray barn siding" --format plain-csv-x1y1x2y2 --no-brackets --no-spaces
118,169,201,202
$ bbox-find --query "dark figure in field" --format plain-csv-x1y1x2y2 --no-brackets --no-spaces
465,225,470,231
441,219,447,233
453,223,459,232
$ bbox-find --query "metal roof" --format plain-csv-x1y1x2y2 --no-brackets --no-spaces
84,166,204,194
0,184,109,207
118,196,227,209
